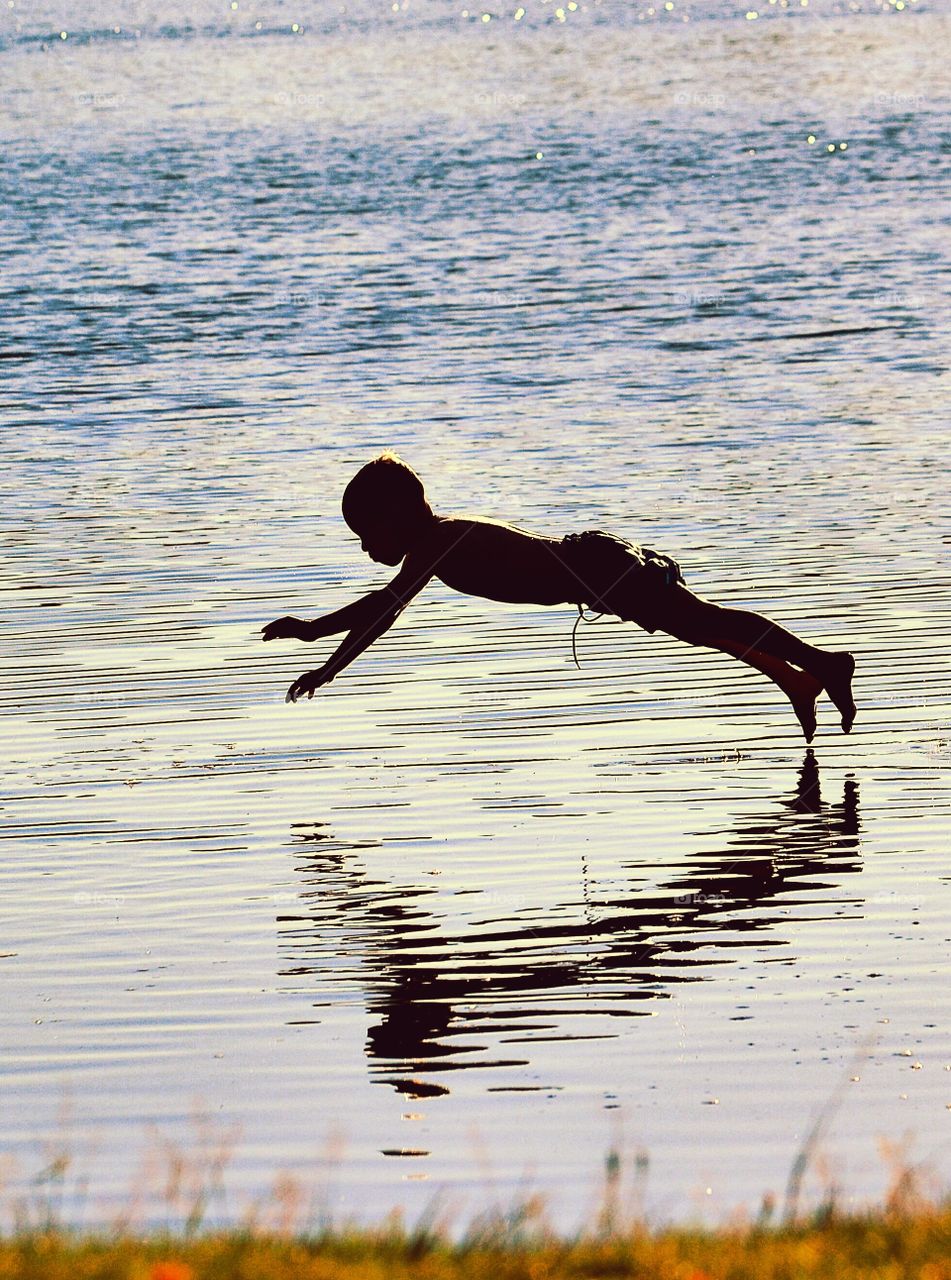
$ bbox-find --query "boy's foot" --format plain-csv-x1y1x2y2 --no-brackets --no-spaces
822,652,857,733
789,671,822,744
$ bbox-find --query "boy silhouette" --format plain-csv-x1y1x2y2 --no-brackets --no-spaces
262,453,855,742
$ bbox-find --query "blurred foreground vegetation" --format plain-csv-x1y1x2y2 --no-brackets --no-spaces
4,1116,948,1278
3,1204,950,1280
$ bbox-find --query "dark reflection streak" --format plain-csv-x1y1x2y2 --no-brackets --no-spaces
278,753,860,1097
744,325,900,343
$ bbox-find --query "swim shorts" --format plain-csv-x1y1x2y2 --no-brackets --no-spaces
559,529,684,632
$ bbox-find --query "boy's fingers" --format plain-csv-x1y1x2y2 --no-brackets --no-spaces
284,669,326,703
263,617,293,641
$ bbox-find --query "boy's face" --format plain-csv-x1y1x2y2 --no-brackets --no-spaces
348,515,405,565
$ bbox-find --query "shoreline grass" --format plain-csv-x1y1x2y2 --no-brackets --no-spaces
3,1203,951,1280
5,1109,947,1278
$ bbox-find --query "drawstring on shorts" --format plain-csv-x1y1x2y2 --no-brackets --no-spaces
571,604,607,669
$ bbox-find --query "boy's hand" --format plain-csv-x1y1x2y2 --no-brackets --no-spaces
285,667,334,703
262,615,310,642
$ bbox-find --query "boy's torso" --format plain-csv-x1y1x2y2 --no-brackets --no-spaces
418,516,582,607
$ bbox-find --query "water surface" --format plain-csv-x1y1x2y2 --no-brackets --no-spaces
1,0,949,1230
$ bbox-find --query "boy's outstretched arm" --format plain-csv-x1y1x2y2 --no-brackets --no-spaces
262,590,392,643
284,611,395,703
273,553,435,704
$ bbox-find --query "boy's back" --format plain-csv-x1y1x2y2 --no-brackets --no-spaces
398,516,575,608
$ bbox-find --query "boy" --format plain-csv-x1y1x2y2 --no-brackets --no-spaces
262,453,855,742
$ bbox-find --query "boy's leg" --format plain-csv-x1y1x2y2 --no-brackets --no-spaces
648,585,856,732
711,637,822,742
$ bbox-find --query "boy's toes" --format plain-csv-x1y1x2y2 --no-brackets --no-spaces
790,670,820,743
792,697,817,744
824,652,856,734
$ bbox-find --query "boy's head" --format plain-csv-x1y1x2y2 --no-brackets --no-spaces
342,453,433,565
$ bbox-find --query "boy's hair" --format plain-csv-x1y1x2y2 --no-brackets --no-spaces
342,452,431,529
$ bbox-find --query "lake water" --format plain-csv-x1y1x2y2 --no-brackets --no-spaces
1,0,949,1233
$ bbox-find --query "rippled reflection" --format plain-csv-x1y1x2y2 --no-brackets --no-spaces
279,753,860,1097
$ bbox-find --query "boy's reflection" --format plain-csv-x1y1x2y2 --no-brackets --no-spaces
278,753,859,1097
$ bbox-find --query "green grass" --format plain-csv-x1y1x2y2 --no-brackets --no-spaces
2,1206,951,1280
4,1108,947,1278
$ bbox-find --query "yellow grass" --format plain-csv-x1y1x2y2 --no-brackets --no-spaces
4,1115,948,1278
2,1205,951,1280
